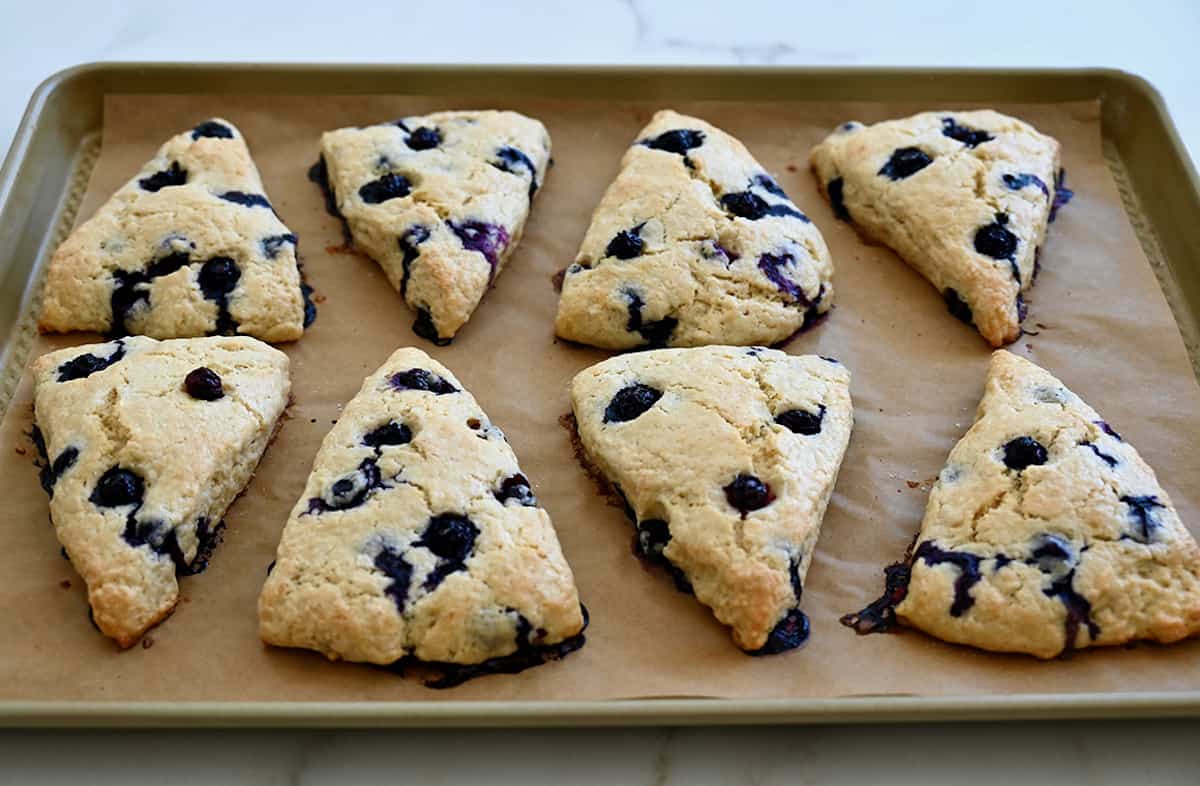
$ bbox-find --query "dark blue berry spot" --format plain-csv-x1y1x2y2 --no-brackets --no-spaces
941,117,993,147
604,383,662,424
398,224,431,298
1002,436,1048,471
723,473,773,515
1095,420,1123,441
405,126,442,151
878,147,933,180
827,177,850,222
411,307,451,347
975,213,1018,260
90,467,144,508
184,367,224,400
775,405,825,435
491,146,539,200
1122,495,1164,544
358,173,412,204
218,191,272,209
623,289,677,348
417,514,479,589
495,473,537,507
261,234,298,259
757,251,811,304
301,281,317,328
139,162,187,192
606,227,644,260
840,560,912,635
57,342,126,382
747,609,810,655
1003,172,1049,198
389,368,457,394
146,251,191,278
1050,169,1073,222
374,546,414,612
362,421,412,449
720,191,807,222
640,129,704,155
1081,441,1117,467
943,288,972,324
753,174,788,198
913,540,982,617
198,257,240,298
307,459,384,513
191,121,233,140
448,220,509,277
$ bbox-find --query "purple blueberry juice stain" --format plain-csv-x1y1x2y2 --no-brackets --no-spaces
447,220,509,280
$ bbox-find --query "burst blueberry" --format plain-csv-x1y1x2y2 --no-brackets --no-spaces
723,473,773,514
1002,436,1048,471
405,126,442,151
640,129,704,155
358,172,412,204
606,227,644,260
975,214,1018,260
775,405,825,435
389,368,457,394
603,383,662,423
184,367,224,400
138,162,187,192
878,147,933,180
90,467,144,507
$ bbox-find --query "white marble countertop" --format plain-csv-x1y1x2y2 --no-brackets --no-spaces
1,1,1198,783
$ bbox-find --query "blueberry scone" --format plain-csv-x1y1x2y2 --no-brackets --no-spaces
570,346,852,652
258,348,585,686
310,111,550,344
554,110,834,350
39,119,310,342
31,335,291,647
810,111,1072,347
844,350,1200,658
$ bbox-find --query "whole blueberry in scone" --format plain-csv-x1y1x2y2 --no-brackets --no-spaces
258,347,586,684
810,110,1071,347
312,111,551,345
30,335,291,647
38,119,308,342
554,109,835,350
843,350,1200,658
570,346,853,653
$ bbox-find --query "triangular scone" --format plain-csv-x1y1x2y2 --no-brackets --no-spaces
312,111,551,344
570,346,852,652
39,119,308,342
258,348,585,683
555,110,834,349
31,336,291,647
810,110,1069,347
868,351,1200,658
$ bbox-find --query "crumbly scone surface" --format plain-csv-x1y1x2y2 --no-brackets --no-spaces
555,110,834,349
258,347,583,666
570,345,852,651
810,110,1065,347
39,119,306,342
317,111,550,343
894,350,1200,658
31,335,291,647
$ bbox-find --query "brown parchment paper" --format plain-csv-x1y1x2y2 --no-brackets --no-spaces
1,93,1199,704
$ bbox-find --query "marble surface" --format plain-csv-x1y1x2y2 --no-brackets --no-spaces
1,1,1199,783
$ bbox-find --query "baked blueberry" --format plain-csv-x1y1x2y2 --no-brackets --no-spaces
90,467,145,508
145,251,191,278
757,252,809,304
943,288,973,324
398,224,431,298
218,191,272,208
606,227,644,260
138,162,187,192
191,120,234,140
1002,436,1048,471
374,546,415,612
418,513,479,563
389,368,458,394
913,540,983,616
720,191,807,222
198,257,240,299
1028,533,1074,573
405,126,442,150
491,145,539,199
640,129,705,155
775,405,825,435
57,342,125,382
1095,420,1123,441
623,289,677,348
941,117,993,147
878,147,933,180
974,213,1018,260
827,177,850,222
1080,441,1117,467
1122,495,1164,543
261,233,298,260
1003,172,1050,197
603,383,662,424
310,459,383,512
495,473,537,507
723,473,774,514
747,608,810,655
362,421,413,448
753,174,788,198
411,307,451,346
184,366,224,400
358,172,412,204
447,220,509,275
1050,169,1074,222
